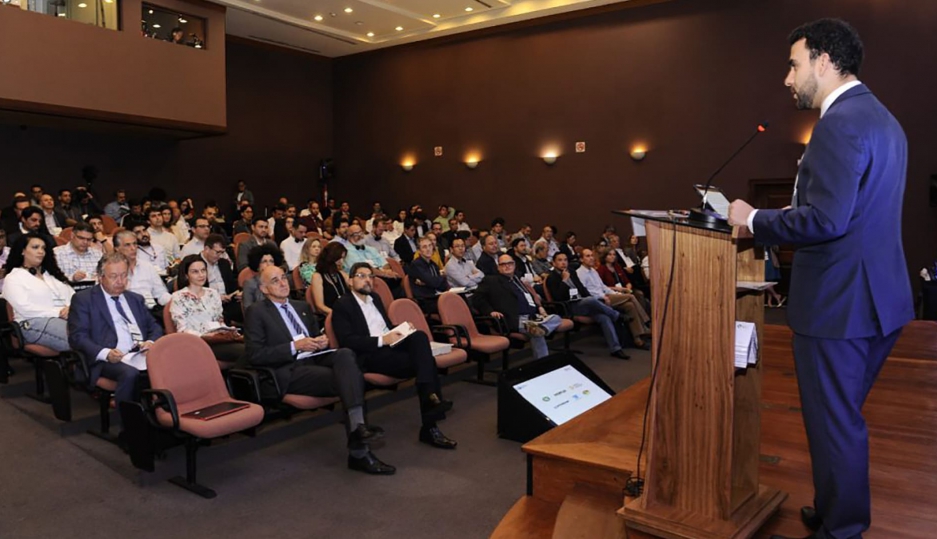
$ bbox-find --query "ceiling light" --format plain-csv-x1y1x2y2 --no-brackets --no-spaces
178,17,187,23
433,13,440,18
78,2,87,7
148,9,153,13
314,14,323,21
465,7,473,12
152,23,161,28
401,161,415,172
366,32,374,37
395,26,403,31
343,7,353,13
104,0,113,3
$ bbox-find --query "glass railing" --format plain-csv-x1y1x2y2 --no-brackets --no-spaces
1,0,120,30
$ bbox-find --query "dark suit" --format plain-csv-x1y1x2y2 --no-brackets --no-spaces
68,286,163,405
245,298,363,407
476,251,499,276
406,256,449,299
331,293,442,422
511,252,536,279
752,83,913,538
393,235,417,265
473,274,537,332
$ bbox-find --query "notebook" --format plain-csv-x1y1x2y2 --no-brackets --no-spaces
181,402,249,421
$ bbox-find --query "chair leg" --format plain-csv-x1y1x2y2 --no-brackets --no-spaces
168,438,217,499
88,391,118,443
462,354,497,387
502,349,510,372
550,330,584,354
43,359,72,421
26,358,51,403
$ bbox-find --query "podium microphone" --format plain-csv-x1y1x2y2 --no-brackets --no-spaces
688,121,769,226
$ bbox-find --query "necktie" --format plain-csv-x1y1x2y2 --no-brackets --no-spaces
295,238,304,243
281,303,307,337
111,296,132,324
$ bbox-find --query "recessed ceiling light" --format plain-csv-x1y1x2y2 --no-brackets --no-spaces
433,13,440,18
148,9,153,14
395,26,403,31
367,32,374,37
179,17,187,23
78,2,87,7
152,23,161,28
314,14,323,21
465,7,473,12
343,7,353,13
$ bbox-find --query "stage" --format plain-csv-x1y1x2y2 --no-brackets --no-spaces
492,322,937,538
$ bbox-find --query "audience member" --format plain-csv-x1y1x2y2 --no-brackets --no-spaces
269,203,290,245
38,194,65,235
530,241,552,276
415,232,445,271
441,219,463,251
546,252,630,359
343,225,400,282
297,238,322,286
170,255,244,364
113,230,171,317
87,215,114,254
56,189,83,227
299,200,327,237
454,209,471,232
130,223,170,273
0,230,9,290
510,238,542,285
165,199,190,245
1,232,74,352
430,222,449,251
534,225,560,260
476,234,501,276
330,217,351,248
490,217,507,249
9,206,52,246
2,196,32,236
363,218,399,261
321,198,337,220
389,209,408,241
467,230,486,262
412,212,428,237
472,254,562,359
511,223,533,246
444,238,484,289
119,199,144,229
201,203,228,241
393,219,419,264
54,222,102,283
231,205,254,237
279,221,307,271
192,234,241,323
619,234,651,298
598,248,650,313
28,184,44,207
310,242,349,314
234,180,254,207
181,217,211,257
236,216,276,272
433,205,454,232
68,252,162,412
407,237,450,305
577,249,650,348
146,206,181,261
242,244,284,312
73,186,102,218
332,262,457,450
245,265,393,475
559,231,581,270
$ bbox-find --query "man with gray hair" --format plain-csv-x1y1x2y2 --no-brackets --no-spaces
113,229,171,321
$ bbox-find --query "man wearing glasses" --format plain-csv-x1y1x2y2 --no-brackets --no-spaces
113,230,171,323
54,222,103,284
331,263,457,451
180,218,213,257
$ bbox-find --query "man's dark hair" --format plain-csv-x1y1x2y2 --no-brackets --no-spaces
58,188,71,196
13,195,29,205
348,262,373,277
239,205,253,216
511,237,527,249
552,251,567,262
789,18,864,77
412,211,427,222
128,198,141,208
251,216,268,226
21,207,42,221
565,231,577,240
205,234,226,250
491,217,505,227
336,216,350,227
403,218,416,230
274,203,287,212
73,222,94,235
147,207,163,219
247,243,284,272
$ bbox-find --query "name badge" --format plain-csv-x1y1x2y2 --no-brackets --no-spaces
127,322,143,344
523,291,536,307
569,287,580,300
52,296,67,308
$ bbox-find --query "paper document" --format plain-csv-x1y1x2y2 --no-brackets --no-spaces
121,351,148,371
737,281,777,291
631,217,646,237
297,348,333,360
430,341,453,357
385,322,417,347
734,321,759,369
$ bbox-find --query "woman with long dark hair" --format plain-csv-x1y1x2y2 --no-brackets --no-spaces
310,242,349,314
1,232,75,351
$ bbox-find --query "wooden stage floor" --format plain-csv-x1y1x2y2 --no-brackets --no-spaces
494,321,937,538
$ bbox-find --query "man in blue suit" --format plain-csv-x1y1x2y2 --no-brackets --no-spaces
729,20,913,539
68,252,163,408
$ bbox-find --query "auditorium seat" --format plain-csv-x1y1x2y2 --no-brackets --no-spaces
387,298,468,372
387,257,405,279
324,313,406,388
1,300,73,410
100,215,118,235
372,276,394,309
58,227,73,240
142,333,263,498
291,266,305,294
163,298,235,371
437,292,510,385
232,232,250,260
237,267,256,288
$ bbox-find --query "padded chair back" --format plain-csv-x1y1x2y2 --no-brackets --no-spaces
4,302,20,348
54,236,68,246
59,227,73,241
147,333,229,414
401,274,415,300
324,313,339,348
387,258,405,278
438,292,480,339
101,215,118,235
305,231,321,240
372,277,394,309
388,298,430,336
233,233,250,260
163,298,177,334
305,284,318,313
291,266,304,291
237,268,256,288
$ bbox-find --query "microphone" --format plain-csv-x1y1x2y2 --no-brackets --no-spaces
689,121,769,226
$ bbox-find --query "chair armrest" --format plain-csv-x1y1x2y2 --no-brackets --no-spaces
541,301,570,317
474,315,509,336
142,389,179,431
65,350,91,388
0,320,26,353
227,368,263,403
431,324,470,350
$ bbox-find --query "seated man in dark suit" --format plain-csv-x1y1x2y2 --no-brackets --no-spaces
406,236,449,311
472,254,563,360
331,262,457,450
393,218,419,265
68,252,164,419
546,252,630,360
245,266,393,475
475,233,501,276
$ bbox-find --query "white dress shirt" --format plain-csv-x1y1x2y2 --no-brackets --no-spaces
97,288,140,361
280,236,306,270
576,266,614,299
181,238,205,258
128,260,171,308
137,243,169,272
148,227,180,259
747,80,863,233
2,267,75,321
352,292,390,348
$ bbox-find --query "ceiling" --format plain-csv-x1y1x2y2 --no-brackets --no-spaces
220,0,653,57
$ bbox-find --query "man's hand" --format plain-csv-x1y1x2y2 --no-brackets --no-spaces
382,331,406,346
602,296,611,306
295,337,319,352
538,307,548,317
728,199,755,227
312,335,330,350
73,271,87,281
138,340,155,352
561,270,570,280
106,348,125,363
491,311,504,319
59,306,70,319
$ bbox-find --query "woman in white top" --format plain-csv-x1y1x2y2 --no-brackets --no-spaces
1,233,75,352
169,254,244,364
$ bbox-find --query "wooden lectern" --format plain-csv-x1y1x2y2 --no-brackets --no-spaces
616,211,787,539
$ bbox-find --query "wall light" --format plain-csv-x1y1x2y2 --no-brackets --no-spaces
630,146,647,161
401,161,415,172
465,158,480,169
542,153,558,165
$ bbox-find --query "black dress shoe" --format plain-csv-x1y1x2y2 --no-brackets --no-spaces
419,426,458,449
348,451,396,475
424,394,453,416
347,424,385,448
800,506,822,531
611,349,631,360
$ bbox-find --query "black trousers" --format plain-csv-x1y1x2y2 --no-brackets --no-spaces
285,348,365,410
359,331,443,423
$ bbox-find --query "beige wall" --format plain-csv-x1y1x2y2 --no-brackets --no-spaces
0,0,226,132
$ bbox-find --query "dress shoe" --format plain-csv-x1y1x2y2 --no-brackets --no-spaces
424,393,453,415
611,349,631,360
348,451,396,475
347,423,385,447
800,506,822,532
523,320,547,337
419,426,458,449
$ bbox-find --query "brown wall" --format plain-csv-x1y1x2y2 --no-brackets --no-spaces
332,0,937,280
0,39,332,215
0,0,226,130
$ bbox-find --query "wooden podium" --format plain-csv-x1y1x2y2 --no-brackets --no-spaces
616,211,786,539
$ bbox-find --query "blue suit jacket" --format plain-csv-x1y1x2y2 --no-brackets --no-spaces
753,84,913,339
68,285,163,382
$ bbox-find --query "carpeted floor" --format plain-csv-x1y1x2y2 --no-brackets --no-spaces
0,307,789,539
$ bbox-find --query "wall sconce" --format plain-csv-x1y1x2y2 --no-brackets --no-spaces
630,147,647,161
542,153,558,165
401,162,415,172
465,159,479,169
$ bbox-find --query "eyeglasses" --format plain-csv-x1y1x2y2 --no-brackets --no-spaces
210,249,226,255
352,273,373,279
498,261,516,267
74,235,94,242
195,224,210,228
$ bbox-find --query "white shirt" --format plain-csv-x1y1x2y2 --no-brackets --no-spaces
2,267,75,321
576,266,614,298
352,292,389,348
97,288,140,361
181,238,205,258
137,243,169,272
128,260,171,308
54,242,103,281
280,236,306,270
43,209,59,234
747,80,863,233
148,227,180,259
171,220,190,245
204,260,227,295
